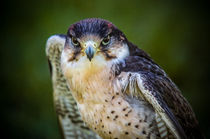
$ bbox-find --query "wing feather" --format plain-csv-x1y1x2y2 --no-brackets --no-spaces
46,35,100,139
136,73,186,139
118,42,204,139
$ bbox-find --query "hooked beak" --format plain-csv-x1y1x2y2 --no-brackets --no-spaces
84,41,96,61
85,46,95,61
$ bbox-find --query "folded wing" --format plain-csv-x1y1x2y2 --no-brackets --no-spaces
118,42,203,139
46,35,100,139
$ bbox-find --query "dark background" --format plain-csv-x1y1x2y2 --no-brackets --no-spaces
1,0,210,138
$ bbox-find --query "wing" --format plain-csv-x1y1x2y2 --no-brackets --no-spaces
46,35,100,139
118,42,204,139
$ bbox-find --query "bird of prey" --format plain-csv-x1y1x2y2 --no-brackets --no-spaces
46,18,204,139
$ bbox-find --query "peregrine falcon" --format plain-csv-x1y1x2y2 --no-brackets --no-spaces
46,18,204,139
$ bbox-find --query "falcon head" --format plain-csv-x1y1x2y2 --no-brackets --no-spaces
61,18,129,79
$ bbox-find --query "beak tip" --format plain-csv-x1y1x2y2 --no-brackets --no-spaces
85,46,95,61
88,57,92,61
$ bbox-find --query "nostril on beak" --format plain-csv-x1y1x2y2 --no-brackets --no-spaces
85,46,95,61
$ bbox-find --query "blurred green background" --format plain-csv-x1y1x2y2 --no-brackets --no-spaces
1,0,210,138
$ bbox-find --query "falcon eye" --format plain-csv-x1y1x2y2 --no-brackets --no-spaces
102,35,110,46
71,37,79,46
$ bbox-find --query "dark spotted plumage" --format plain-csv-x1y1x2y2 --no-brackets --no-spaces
46,18,204,139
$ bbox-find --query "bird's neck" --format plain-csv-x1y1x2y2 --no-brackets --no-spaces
65,62,119,104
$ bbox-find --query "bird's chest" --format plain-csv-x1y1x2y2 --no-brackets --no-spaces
75,85,157,139
67,69,157,138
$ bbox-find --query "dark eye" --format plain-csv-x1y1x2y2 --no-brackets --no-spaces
71,37,79,46
102,35,110,46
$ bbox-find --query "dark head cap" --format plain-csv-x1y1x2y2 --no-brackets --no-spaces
67,18,125,40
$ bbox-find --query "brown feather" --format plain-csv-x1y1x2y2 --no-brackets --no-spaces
118,41,204,139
